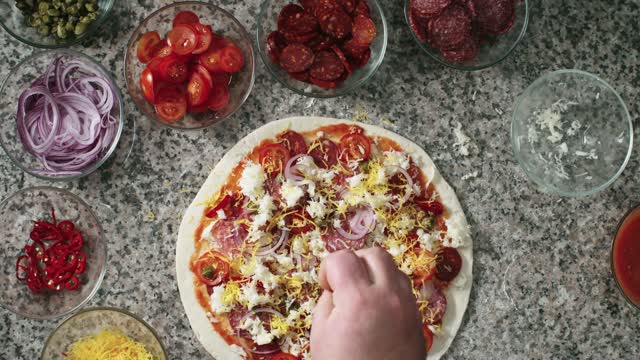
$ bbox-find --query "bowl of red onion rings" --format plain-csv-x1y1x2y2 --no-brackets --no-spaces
0,49,123,180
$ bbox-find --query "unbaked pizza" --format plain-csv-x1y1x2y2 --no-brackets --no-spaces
176,117,472,360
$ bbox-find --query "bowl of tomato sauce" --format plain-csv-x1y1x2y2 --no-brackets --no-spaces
612,204,640,311
124,1,255,130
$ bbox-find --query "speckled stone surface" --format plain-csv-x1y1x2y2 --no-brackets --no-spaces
1,0,639,359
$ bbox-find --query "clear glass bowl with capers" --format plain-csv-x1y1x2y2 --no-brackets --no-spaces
0,0,114,48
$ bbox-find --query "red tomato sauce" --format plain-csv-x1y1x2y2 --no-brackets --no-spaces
613,207,640,305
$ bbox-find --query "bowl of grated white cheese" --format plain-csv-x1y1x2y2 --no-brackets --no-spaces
511,69,633,197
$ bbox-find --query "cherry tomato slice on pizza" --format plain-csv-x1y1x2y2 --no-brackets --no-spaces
139,68,156,103
271,353,300,360
278,130,308,156
422,323,434,352
308,138,339,169
259,143,291,175
195,251,230,287
435,247,462,282
136,31,162,64
173,10,200,27
339,132,372,162
168,24,198,55
192,23,214,54
154,86,187,122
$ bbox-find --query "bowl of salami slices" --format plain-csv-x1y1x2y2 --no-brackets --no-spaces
257,0,388,98
405,0,529,70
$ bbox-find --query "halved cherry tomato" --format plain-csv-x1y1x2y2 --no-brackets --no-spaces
187,71,212,107
259,143,291,175
278,130,307,156
195,251,230,287
192,23,214,54
136,31,162,63
167,24,198,55
435,247,462,282
212,72,231,87
308,138,339,168
139,68,156,103
211,34,234,50
219,45,244,73
272,353,299,360
422,323,434,352
150,54,188,83
151,39,173,59
415,197,444,215
173,10,200,27
339,132,371,162
199,47,225,73
208,84,230,111
286,208,314,234
154,86,187,122
193,64,214,88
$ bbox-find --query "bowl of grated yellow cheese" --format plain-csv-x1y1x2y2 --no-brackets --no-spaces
41,307,166,360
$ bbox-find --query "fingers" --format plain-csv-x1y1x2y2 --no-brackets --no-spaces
312,289,334,323
319,250,372,292
355,247,402,287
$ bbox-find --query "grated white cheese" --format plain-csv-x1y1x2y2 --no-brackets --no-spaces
461,171,479,181
442,216,470,248
210,284,233,314
239,281,270,308
346,173,365,188
306,195,327,220
575,149,598,160
453,122,472,156
382,151,410,170
280,180,305,208
416,229,440,252
239,162,266,201
252,261,279,292
240,316,275,346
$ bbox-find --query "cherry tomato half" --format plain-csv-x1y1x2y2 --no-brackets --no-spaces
154,86,187,122
271,353,300,360
422,323,434,352
199,47,225,73
187,71,212,107
308,138,339,169
149,54,188,83
136,31,162,64
339,132,371,162
278,130,307,156
208,84,230,111
219,45,244,73
195,251,230,287
212,71,231,87
139,68,156,103
193,64,214,88
173,10,200,27
151,39,173,59
435,247,462,282
192,23,214,54
259,143,291,175
167,24,198,55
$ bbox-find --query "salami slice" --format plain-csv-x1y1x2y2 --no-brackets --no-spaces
473,0,515,35
339,0,356,14
427,5,472,51
280,44,316,73
424,288,447,324
348,48,371,70
353,0,370,17
351,15,377,46
307,34,334,52
308,137,339,168
342,38,369,58
309,50,345,81
442,36,479,63
278,4,305,33
267,31,287,62
309,76,338,89
209,220,248,256
316,6,353,39
331,44,352,74
300,0,317,12
408,8,429,43
284,30,319,44
285,10,319,34
322,229,366,252
411,0,451,18
288,70,311,83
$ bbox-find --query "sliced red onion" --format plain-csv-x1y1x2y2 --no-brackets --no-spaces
349,206,376,234
237,308,285,354
284,154,311,184
256,229,289,256
16,56,118,176
336,222,368,241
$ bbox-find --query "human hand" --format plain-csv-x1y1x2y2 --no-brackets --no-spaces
311,247,426,360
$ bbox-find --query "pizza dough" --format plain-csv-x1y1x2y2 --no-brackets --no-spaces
176,117,473,360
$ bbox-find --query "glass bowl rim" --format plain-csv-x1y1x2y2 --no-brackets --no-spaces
610,203,640,312
403,0,530,71
40,306,168,359
0,186,107,320
256,0,389,99
0,48,125,181
0,0,115,49
510,69,633,197
123,0,256,131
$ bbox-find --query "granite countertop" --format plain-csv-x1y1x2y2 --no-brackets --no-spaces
1,0,639,359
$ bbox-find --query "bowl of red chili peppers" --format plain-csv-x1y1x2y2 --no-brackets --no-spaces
0,187,106,320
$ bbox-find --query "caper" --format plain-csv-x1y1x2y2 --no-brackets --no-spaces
74,21,87,35
47,8,60,16
38,25,50,36
41,14,50,24
66,4,78,15
38,2,49,15
56,23,67,38
65,21,74,32
84,2,95,12
17,0,100,39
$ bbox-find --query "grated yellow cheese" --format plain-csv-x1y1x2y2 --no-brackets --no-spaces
66,329,153,360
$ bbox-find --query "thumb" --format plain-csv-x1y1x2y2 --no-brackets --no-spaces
312,289,334,325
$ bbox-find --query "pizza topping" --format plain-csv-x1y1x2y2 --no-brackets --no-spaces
239,161,268,201
435,247,462,281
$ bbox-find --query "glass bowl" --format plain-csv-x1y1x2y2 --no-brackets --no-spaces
0,49,124,181
611,203,640,312
124,1,255,130
41,307,167,359
404,0,529,71
257,0,388,98
0,0,114,48
511,70,633,197
0,187,106,320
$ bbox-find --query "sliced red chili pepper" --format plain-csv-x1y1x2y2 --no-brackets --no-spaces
57,220,75,234
65,276,80,290
205,195,232,218
15,256,29,281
